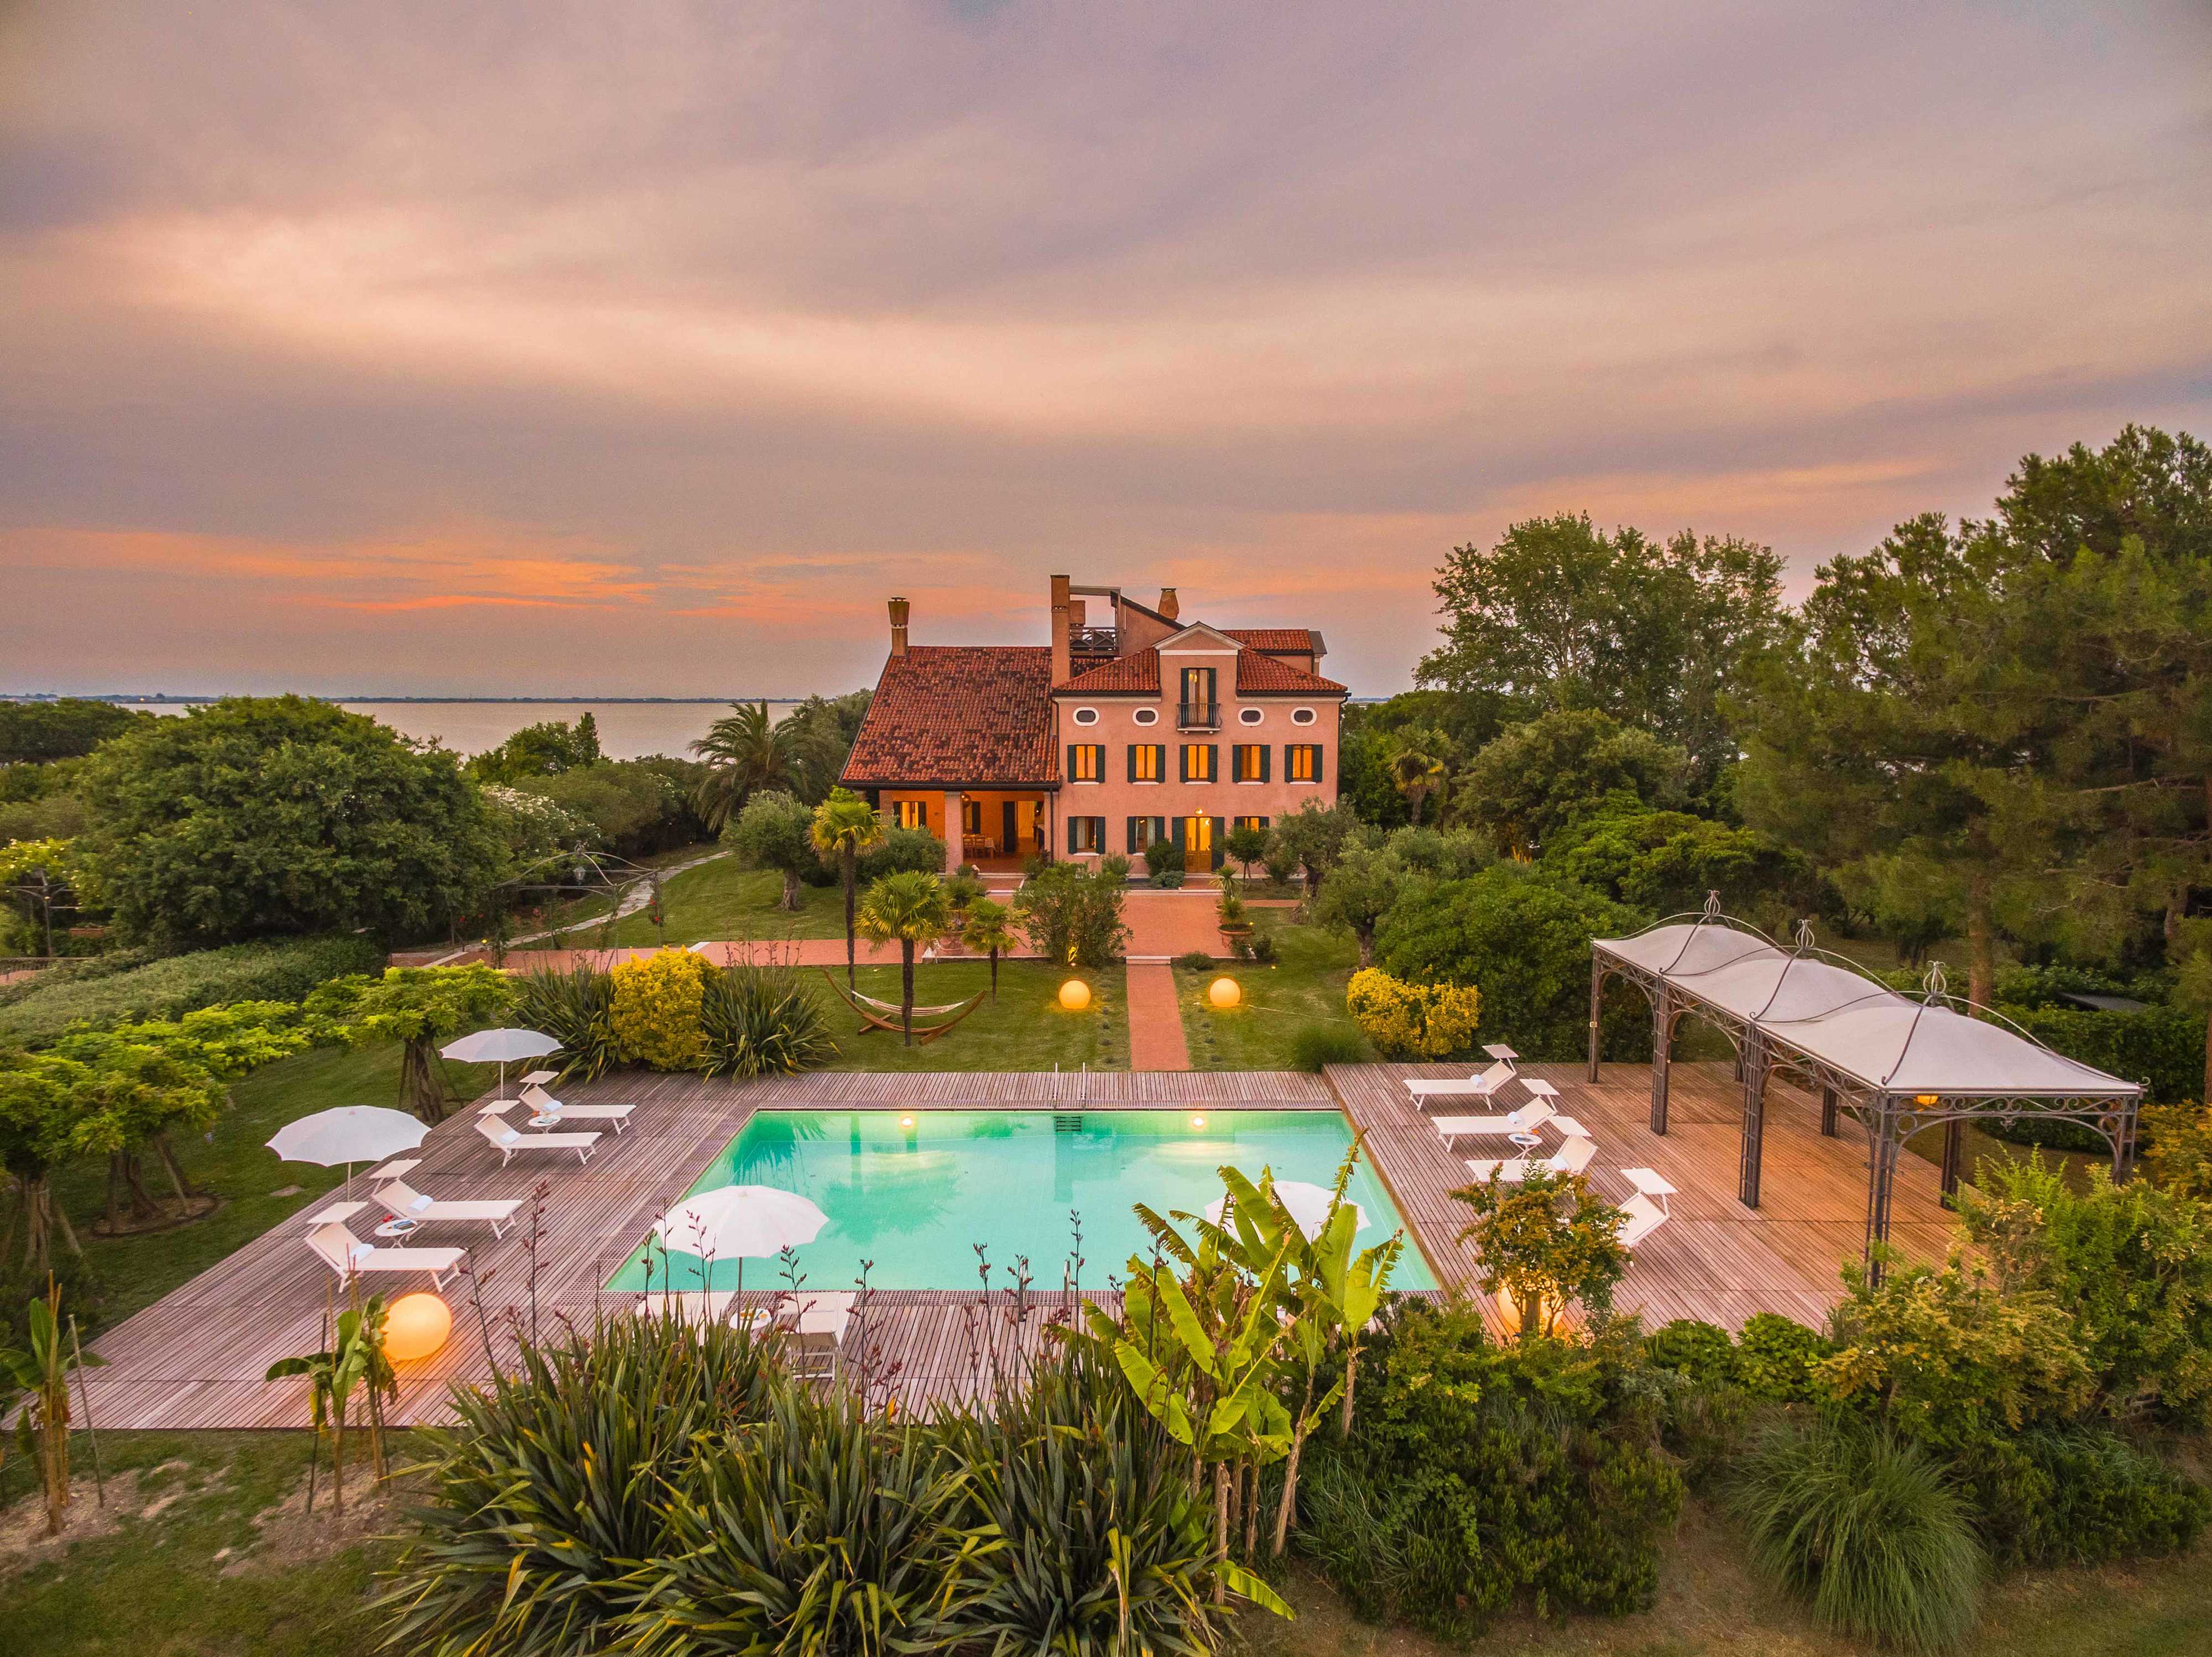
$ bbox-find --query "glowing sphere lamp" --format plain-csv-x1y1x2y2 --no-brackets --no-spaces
1207,976,1242,1009
383,1292,452,1362
1058,978,1093,1012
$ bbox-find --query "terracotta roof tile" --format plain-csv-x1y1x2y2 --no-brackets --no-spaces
841,646,1060,787
1223,628,1318,652
1055,647,1344,697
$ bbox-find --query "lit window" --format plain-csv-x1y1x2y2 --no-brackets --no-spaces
1130,743,1163,782
1287,744,1321,783
1068,816,1105,853
1068,744,1104,782
1234,816,1267,833
894,799,928,830
1234,744,1266,781
1182,744,1216,782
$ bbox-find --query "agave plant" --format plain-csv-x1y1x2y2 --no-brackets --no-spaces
509,964,620,1082
698,964,838,1078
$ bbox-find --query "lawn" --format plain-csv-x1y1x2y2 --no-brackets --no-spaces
23,1038,504,1336
821,960,1126,1073
2,1430,414,1657
1178,922,1366,1071
551,857,852,948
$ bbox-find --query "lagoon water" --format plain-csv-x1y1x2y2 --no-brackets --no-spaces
139,699,800,759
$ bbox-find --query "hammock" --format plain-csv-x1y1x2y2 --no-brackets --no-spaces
818,970,987,1044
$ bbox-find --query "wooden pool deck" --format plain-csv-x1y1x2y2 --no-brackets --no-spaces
71,1062,1952,1429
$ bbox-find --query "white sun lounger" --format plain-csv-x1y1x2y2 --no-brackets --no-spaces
517,1084,635,1133
1464,1132,1597,1184
305,1221,465,1290
1618,1193,1671,1248
474,1114,600,1166
372,1178,524,1238
1431,1099,1556,1144
1404,1059,1519,1110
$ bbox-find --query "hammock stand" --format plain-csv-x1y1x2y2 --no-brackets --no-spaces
818,970,987,1045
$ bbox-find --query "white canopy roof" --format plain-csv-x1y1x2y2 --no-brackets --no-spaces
1597,922,2140,1100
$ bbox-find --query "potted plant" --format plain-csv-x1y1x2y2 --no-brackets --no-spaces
1217,870,1253,947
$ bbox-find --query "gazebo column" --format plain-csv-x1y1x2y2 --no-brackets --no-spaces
1648,988,1673,1135
1737,1029,1770,1209
1938,1113,1963,1206
1865,1101,1900,1283
1585,960,1605,1082
1820,1084,1838,1137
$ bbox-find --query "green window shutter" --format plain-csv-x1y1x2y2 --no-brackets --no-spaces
1170,815,1186,850
1125,816,1138,853
1210,817,1226,871
1313,744,1324,785
1066,745,1077,782
1152,816,1167,844
1125,744,1135,782
1260,743,1272,782
1207,743,1218,782
1179,744,1190,782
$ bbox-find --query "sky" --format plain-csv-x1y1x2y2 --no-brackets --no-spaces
2,2,2208,699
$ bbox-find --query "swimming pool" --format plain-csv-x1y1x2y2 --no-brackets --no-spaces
605,1109,1438,1293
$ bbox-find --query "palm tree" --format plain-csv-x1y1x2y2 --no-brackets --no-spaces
1386,728,1451,826
960,896,1018,997
690,701,791,833
811,787,886,988
854,870,951,1044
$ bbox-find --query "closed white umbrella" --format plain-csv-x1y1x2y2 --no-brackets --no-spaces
1206,1180,1365,1240
268,1106,428,1187
651,1186,828,1293
440,1027,561,1104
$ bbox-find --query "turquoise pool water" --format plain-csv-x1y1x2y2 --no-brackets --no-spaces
605,1109,1437,1293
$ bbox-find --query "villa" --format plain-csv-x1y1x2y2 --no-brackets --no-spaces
839,576,1348,872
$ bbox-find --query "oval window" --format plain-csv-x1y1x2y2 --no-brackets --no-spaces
1132,707,1159,726
1072,707,1100,726
1238,707,1264,726
1291,707,1317,725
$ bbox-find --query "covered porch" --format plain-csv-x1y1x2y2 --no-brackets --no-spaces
874,786,1053,871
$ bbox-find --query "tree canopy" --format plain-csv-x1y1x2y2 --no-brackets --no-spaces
1418,514,1784,789
1456,710,1693,857
75,697,505,948
0,699,152,765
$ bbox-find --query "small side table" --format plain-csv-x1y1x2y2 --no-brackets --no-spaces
1622,1168,1678,1215
1508,1131,1542,1153
375,1217,424,1241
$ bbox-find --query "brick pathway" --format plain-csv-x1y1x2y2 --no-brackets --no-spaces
1123,961,1192,1069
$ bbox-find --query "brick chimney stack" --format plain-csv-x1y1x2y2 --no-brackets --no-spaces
1158,587,1179,622
1050,573,1072,684
888,596,910,657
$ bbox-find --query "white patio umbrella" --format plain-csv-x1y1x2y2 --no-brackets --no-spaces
440,1027,561,1102
267,1106,428,1187
650,1185,828,1294
1205,1180,1366,1240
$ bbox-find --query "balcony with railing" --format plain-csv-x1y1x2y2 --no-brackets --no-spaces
1068,624,1119,660
1177,700,1220,731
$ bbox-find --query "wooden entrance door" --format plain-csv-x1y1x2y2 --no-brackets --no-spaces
1182,814,1212,872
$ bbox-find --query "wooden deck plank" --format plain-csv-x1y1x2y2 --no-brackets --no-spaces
72,1060,1962,1429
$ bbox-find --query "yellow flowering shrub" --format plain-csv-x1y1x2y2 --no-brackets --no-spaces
1345,967,1481,1060
610,948,714,1071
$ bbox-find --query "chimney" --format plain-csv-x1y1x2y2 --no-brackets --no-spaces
1157,586,1179,622
1050,573,1071,684
888,595,910,657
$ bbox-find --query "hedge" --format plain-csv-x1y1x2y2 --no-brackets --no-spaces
1999,1003,2203,1106
0,935,385,1046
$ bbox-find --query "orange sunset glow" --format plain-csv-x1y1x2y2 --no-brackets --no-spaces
3,3,2208,695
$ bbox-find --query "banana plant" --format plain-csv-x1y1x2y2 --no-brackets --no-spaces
265,1293,395,1514
1,1279,105,1536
